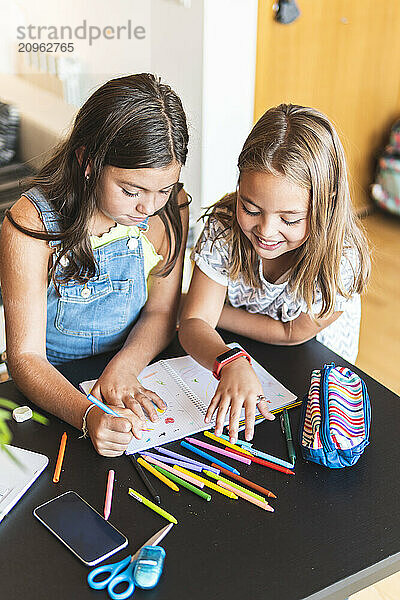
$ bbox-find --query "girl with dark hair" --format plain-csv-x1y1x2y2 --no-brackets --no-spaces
0,73,189,456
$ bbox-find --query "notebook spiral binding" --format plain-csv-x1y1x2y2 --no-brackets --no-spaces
160,360,208,418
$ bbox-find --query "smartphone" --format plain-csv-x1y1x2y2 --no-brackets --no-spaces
33,490,128,566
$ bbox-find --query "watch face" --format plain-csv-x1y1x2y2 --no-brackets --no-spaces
217,348,242,363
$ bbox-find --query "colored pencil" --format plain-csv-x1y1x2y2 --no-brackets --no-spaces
204,470,269,504
87,393,120,417
181,441,240,475
219,434,294,469
247,447,295,470
140,451,203,472
104,469,115,520
153,465,211,502
211,463,277,499
154,446,220,474
217,481,274,512
281,409,296,465
128,487,177,524
227,448,295,475
143,456,205,487
137,457,179,492
174,466,238,499
53,432,67,483
219,433,252,447
203,431,253,455
185,437,252,465
129,454,161,505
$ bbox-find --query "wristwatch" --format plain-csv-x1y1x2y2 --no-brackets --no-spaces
212,348,251,380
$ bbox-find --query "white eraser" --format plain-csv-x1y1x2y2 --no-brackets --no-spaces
12,406,33,423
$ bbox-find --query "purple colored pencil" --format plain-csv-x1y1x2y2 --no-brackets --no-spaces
154,445,206,466
154,446,221,475
139,451,203,471
185,437,252,465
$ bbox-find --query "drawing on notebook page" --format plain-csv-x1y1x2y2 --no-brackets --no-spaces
79,344,298,454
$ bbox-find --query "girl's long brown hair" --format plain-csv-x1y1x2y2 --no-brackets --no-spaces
203,104,370,318
6,73,189,289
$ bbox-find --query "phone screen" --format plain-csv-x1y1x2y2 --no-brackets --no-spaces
34,491,128,566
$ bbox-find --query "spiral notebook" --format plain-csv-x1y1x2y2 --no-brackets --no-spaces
79,343,298,454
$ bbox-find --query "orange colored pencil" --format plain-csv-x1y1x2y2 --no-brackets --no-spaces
53,432,67,483
211,463,277,499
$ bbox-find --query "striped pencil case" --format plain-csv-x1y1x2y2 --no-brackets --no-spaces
299,363,371,468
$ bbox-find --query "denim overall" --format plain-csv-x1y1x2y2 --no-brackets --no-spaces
24,187,149,365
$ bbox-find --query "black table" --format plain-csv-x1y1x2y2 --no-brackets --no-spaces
1,332,399,600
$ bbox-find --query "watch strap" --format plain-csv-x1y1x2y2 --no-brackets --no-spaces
212,348,251,380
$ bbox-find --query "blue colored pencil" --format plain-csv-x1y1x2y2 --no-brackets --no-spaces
247,447,294,469
180,441,240,475
87,393,120,417
219,434,294,469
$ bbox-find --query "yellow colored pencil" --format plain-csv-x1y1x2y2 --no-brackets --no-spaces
218,480,274,512
203,431,253,455
204,470,268,504
137,457,179,492
174,465,238,499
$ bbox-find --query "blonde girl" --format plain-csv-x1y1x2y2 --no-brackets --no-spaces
179,104,370,444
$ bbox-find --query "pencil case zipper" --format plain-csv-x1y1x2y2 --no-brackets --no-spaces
319,363,335,452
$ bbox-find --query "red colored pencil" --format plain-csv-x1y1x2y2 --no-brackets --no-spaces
211,463,277,498
227,447,295,475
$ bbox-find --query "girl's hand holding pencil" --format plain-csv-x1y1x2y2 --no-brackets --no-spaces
86,404,143,458
90,356,166,422
205,359,275,444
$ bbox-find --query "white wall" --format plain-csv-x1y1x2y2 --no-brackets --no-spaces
0,0,258,237
201,0,258,232
151,0,258,236
0,0,151,101
150,0,204,237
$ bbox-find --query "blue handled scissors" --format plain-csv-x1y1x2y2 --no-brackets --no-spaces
87,522,173,600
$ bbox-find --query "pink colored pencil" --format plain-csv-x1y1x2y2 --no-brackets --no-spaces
185,437,252,465
217,480,274,512
142,455,205,488
104,469,115,520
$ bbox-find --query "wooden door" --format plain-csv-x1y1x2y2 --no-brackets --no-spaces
255,0,400,210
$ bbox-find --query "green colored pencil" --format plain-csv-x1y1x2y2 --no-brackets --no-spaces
282,408,296,465
204,470,269,503
153,465,211,502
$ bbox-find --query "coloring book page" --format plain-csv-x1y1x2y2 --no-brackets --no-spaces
79,343,297,454
165,343,297,414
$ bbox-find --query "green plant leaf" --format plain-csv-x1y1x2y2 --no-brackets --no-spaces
0,408,11,420
0,398,49,425
0,398,18,411
31,412,49,426
0,443,26,470
0,418,12,445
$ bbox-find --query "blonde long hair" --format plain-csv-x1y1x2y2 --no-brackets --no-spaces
204,104,370,318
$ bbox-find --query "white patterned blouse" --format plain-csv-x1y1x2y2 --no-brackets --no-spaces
191,216,362,364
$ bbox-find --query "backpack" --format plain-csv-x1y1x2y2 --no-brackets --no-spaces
299,363,371,468
371,119,400,216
